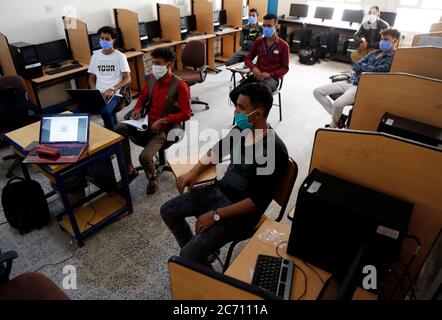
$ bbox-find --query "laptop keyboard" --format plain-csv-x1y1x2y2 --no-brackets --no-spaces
251,255,294,300
30,145,84,157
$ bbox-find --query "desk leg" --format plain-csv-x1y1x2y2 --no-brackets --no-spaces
115,142,133,214
55,174,84,247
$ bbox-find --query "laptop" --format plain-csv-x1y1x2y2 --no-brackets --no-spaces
23,114,90,164
67,89,114,112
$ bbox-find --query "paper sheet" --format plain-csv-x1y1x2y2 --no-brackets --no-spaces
121,116,149,132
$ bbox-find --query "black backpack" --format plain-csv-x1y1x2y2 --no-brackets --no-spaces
0,86,38,133
299,48,320,65
1,177,50,234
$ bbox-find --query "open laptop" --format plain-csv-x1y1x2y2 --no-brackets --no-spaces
67,89,114,112
23,114,90,164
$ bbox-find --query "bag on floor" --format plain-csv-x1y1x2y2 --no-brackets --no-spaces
299,48,320,65
1,177,50,234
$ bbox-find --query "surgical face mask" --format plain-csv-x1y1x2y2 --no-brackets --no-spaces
99,39,113,50
379,39,393,52
263,26,275,38
235,110,256,130
248,16,257,25
368,14,378,24
152,64,168,80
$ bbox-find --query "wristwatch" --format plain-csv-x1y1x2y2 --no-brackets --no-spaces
213,209,221,222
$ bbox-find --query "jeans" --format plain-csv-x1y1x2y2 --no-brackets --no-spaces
160,184,261,265
75,95,121,131
313,81,357,128
226,50,249,66
230,76,279,105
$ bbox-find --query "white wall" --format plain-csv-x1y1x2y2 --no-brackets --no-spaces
0,0,177,44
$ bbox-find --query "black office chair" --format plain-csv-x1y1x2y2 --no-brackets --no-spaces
175,40,210,112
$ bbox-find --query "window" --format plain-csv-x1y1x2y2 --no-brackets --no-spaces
396,0,442,32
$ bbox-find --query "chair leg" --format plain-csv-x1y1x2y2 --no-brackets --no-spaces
223,240,240,273
279,92,282,122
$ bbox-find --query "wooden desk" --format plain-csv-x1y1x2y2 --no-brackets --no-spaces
141,40,183,53
5,116,133,247
214,28,242,63
225,219,377,300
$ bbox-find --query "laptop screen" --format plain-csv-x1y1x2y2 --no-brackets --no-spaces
40,115,89,144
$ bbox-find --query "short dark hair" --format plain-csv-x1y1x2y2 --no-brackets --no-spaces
151,47,176,63
249,8,259,16
381,28,401,40
263,13,278,24
237,83,273,116
370,6,380,13
97,26,118,39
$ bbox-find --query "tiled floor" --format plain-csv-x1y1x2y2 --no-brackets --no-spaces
0,55,349,299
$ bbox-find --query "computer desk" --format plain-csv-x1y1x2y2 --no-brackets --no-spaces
225,219,377,300
214,27,242,64
4,114,133,247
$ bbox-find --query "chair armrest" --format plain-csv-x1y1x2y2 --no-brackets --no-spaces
0,251,18,284
329,73,351,83
119,84,132,107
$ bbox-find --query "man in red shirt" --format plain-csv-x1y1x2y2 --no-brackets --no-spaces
115,48,192,195
230,13,290,104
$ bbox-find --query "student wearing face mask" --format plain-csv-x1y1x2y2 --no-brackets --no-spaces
75,26,131,130
225,8,263,66
229,14,290,104
115,48,191,195
351,6,389,63
161,83,288,267
314,28,400,129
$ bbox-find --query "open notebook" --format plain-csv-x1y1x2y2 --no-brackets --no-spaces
121,116,148,132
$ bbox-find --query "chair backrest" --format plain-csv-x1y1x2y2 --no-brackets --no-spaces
168,256,278,300
274,157,298,222
0,75,27,93
182,40,206,69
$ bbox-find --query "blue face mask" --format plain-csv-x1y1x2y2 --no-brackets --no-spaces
379,39,392,52
235,110,256,130
263,26,275,38
100,39,113,50
248,16,257,25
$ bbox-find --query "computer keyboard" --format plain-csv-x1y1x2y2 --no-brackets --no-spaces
46,64,83,75
56,145,84,156
252,255,294,300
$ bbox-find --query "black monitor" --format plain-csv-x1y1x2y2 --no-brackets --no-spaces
290,4,309,18
180,17,188,32
314,6,334,21
213,10,220,24
114,28,125,50
342,9,364,25
89,33,101,51
139,22,147,37
219,9,227,26
145,21,161,40
380,11,397,27
36,39,70,68
186,15,197,32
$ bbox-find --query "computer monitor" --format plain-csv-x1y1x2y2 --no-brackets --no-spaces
36,39,70,68
180,17,188,32
342,9,364,25
186,15,197,32
139,22,147,38
290,4,309,18
380,11,397,26
213,10,220,24
89,33,101,51
219,9,227,26
242,5,248,19
114,27,125,50
314,6,334,21
145,21,161,40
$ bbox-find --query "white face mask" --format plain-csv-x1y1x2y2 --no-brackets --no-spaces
152,64,168,80
368,14,378,23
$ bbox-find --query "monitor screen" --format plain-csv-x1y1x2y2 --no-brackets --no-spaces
213,10,220,24
342,9,364,24
219,9,227,26
180,17,188,31
186,15,197,32
89,33,101,51
139,22,147,37
40,115,89,144
242,6,248,18
314,6,334,20
114,28,125,49
145,21,161,40
380,11,397,26
36,39,70,66
290,4,309,18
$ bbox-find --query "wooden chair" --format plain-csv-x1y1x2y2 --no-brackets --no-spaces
222,157,298,272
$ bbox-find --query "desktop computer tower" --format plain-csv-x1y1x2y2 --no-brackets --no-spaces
9,42,43,79
287,169,413,285
378,112,442,148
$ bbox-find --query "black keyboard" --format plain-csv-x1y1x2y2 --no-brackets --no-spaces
57,145,84,156
46,64,83,75
252,255,294,300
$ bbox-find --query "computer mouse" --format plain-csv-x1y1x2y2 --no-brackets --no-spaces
72,60,80,65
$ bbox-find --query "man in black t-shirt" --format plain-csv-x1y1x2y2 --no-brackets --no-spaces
161,83,288,266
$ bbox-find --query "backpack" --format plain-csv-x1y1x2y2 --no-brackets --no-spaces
299,48,321,65
1,177,50,234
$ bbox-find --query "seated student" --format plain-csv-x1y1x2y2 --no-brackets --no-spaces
225,8,263,66
76,26,131,131
161,83,288,266
313,28,400,129
115,48,191,195
351,6,389,63
229,14,290,104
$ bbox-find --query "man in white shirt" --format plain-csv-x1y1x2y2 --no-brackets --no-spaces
76,26,131,130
